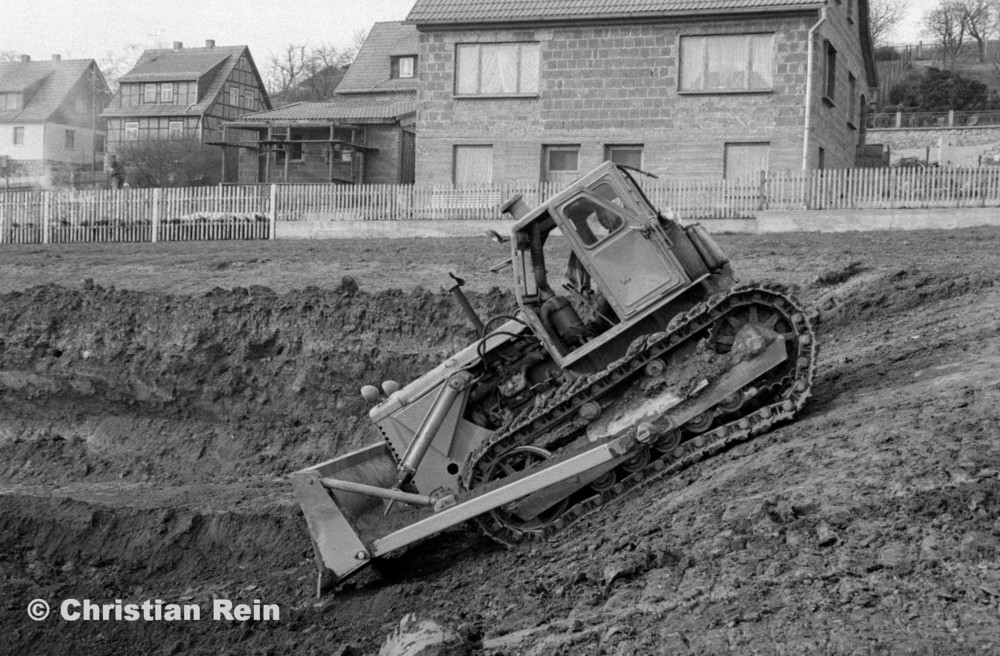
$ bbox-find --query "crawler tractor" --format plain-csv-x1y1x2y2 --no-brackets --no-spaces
291,162,817,593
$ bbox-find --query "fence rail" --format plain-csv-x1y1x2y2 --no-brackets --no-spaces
4,166,1000,245
868,109,1000,130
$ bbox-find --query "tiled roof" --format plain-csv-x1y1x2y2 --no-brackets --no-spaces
102,45,270,119
336,22,420,94
407,0,824,23
0,59,99,123
118,47,238,83
229,99,415,124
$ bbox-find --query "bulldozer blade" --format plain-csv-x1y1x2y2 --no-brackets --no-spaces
291,443,399,586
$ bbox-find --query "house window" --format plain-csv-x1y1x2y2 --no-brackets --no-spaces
0,93,22,110
161,83,173,103
272,127,288,164
724,142,770,180
124,122,139,141
65,129,75,150
453,145,493,186
455,43,540,96
244,90,254,109
288,128,305,161
680,34,773,92
95,134,105,153
848,73,857,127
12,126,24,145
168,121,184,139
605,145,643,170
144,84,157,103
847,0,855,22
818,147,826,170
230,86,240,106
823,41,837,104
393,56,416,79
543,145,580,184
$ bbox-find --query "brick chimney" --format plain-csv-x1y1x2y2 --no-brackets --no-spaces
20,55,30,63
205,39,216,49
173,41,183,50
52,54,61,61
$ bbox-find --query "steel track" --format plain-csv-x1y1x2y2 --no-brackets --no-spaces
463,283,818,546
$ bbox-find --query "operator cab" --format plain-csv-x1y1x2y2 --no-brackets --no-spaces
507,162,708,374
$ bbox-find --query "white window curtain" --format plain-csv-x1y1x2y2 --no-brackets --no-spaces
706,35,746,89
481,44,518,94
680,37,705,91
682,34,773,91
520,45,539,92
749,35,774,89
456,45,479,94
456,43,539,95
454,146,493,186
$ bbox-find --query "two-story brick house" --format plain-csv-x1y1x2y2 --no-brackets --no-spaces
0,55,110,189
220,22,417,185
406,0,878,185
101,40,270,183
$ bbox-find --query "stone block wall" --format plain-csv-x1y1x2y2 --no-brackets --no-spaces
415,14,868,184
805,0,876,170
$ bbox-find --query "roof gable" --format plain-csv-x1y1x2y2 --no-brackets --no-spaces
0,59,100,123
336,21,420,94
118,47,238,83
104,45,271,118
407,0,824,23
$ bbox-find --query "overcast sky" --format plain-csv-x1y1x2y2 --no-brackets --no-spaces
2,0,937,67
2,0,416,63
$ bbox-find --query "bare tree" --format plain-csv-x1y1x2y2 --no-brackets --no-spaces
955,0,996,62
869,0,908,46
923,1,969,68
98,44,147,92
0,50,22,62
343,28,370,67
265,44,308,97
300,44,349,101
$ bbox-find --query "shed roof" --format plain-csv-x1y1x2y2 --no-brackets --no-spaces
336,21,420,94
407,0,824,23
228,98,415,125
0,59,101,123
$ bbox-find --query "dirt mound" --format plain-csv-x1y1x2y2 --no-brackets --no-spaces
0,281,515,485
3,230,1000,655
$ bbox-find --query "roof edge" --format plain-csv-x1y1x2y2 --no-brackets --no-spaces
406,3,826,28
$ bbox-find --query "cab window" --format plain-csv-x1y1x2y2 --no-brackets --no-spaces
562,195,625,247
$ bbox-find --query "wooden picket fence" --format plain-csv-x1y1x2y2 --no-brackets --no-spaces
4,166,1000,245
0,186,273,245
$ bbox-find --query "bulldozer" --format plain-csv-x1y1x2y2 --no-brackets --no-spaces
291,161,817,594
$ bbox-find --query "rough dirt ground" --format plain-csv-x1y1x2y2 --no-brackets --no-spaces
0,228,998,655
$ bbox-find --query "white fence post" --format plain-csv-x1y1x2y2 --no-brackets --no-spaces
269,184,277,240
151,188,161,243
42,192,50,244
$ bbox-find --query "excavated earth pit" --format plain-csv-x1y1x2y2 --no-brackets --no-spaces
0,229,998,655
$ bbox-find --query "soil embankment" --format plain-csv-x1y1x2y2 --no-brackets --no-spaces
1,229,998,654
